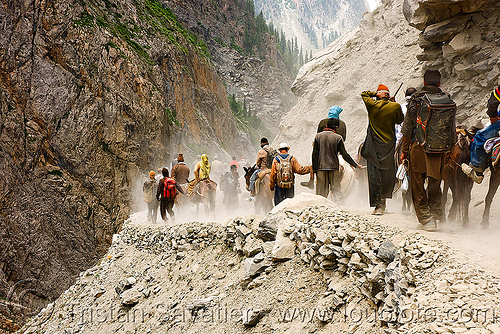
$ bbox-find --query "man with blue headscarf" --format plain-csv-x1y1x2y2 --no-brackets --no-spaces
301,106,347,189
317,106,347,140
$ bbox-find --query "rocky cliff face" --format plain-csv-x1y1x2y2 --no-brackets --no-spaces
404,0,500,126
0,0,253,322
164,0,297,139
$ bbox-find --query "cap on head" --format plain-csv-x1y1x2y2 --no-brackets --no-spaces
149,170,155,178
377,84,389,93
278,142,290,150
405,87,417,97
424,69,441,86
328,106,343,119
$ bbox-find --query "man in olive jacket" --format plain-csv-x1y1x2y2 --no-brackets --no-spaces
361,84,404,215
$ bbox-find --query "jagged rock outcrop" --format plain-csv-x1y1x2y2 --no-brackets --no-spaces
404,0,500,126
0,0,253,322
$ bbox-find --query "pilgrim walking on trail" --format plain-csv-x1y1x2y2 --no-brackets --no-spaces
361,84,404,215
400,70,457,231
312,118,360,201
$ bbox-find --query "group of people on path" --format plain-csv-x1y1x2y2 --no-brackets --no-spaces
143,69,500,230
142,153,248,223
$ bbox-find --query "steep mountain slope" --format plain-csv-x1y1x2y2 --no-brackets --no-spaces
0,0,255,323
163,0,297,139
274,0,421,161
274,0,499,163
254,0,372,51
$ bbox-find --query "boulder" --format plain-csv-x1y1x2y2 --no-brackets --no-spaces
242,308,270,326
449,28,482,55
257,216,278,241
244,257,271,277
120,287,142,306
271,229,296,261
422,15,470,42
243,235,264,257
376,240,397,263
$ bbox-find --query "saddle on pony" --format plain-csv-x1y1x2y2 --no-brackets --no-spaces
255,169,271,194
487,139,500,167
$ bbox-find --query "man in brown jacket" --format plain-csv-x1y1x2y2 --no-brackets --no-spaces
312,118,360,200
170,153,190,184
400,70,453,231
270,143,311,205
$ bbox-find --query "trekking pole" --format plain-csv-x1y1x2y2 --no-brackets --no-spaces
392,82,404,100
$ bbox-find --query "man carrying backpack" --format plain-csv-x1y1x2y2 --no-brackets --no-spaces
270,143,311,205
361,84,404,215
461,86,500,183
312,118,361,201
157,167,185,222
247,137,278,201
143,170,159,224
400,70,457,231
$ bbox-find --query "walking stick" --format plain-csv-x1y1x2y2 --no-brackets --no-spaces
391,82,404,101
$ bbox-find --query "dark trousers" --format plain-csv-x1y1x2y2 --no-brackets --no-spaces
160,198,175,221
409,167,443,223
274,185,294,205
316,170,342,201
367,161,395,207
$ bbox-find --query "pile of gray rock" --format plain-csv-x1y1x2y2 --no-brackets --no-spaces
22,205,500,333
225,205,500,333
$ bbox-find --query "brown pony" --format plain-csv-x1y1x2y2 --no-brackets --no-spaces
442,129,474,227
192,180,217,216
244,165,274,215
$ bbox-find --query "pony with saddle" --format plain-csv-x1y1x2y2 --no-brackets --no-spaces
243,165,273,214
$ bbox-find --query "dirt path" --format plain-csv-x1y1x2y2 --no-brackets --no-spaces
131,172,500,277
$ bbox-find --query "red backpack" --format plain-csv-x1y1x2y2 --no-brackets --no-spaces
163,178,177,199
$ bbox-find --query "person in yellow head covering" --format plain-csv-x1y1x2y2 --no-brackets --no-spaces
188,154,211,195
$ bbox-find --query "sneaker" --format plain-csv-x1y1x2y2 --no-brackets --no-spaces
300,181,314,190
372,204,384,215
461,163,484,184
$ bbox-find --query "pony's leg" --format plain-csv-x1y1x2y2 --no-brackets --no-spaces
446,182,459,222
461,184,472,228
482,170,500,228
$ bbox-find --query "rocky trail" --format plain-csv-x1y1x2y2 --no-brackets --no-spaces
20,181,500,334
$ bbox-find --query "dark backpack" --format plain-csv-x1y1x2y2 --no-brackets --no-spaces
163,178,177,199
264,146,278,169
276,155,294,188
414,93,457,153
